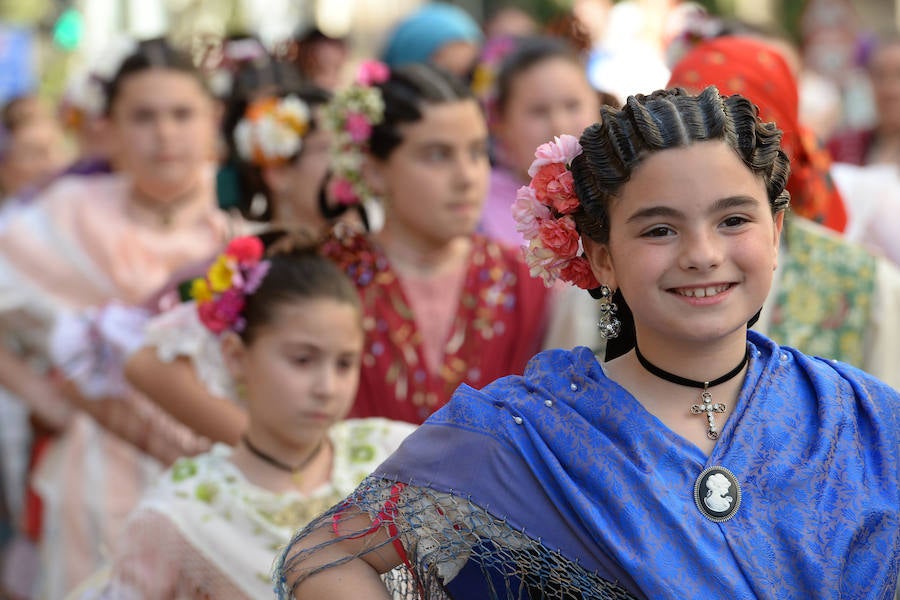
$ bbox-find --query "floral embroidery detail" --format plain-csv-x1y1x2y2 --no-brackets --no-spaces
320,226,389,287
233,95,311,167
513,135,599,289
195,482,219,504
172,459,198,482
322,60,389,207
190,236,271,334
324,230,544,422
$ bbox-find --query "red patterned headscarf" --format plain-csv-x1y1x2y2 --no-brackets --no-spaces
667,36,847,232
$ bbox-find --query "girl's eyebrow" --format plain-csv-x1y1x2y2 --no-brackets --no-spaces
625,196,761,224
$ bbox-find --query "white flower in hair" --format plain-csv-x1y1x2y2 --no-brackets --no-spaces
278,95,311,128
257,114,302,160
233,94,311,167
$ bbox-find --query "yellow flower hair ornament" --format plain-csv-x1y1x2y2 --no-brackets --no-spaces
190,236,271,334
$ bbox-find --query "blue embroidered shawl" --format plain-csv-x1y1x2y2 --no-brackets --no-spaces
374,331,900,599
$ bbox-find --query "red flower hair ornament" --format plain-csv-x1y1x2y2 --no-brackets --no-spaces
512,135,599,290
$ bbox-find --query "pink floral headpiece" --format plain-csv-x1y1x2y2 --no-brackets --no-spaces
512,134,599,290
323,60,389,206
189,236,272,334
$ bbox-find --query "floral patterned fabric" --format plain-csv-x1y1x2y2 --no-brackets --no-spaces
360,331,900,598
323,231,552,424
80,418,416,599
767,217,875,367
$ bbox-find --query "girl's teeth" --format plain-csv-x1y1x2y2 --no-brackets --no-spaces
678,285,728,297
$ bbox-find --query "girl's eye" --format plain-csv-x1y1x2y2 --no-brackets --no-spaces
641,226,674,238
722,216,749,228
564,99,583,112
337,357,358,371
173,106,196,122
131,108,155,124
291,356,312,366
470,143,488,160
424,147,451,162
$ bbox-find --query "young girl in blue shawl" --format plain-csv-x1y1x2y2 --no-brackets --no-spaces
273,86,900,599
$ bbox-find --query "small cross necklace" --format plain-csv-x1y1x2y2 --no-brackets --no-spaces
634,345,749,440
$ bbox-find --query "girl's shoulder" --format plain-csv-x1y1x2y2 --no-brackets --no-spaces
328,418,418,491
749,330,900,426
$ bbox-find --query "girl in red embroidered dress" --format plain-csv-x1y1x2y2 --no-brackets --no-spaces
324,63,552,424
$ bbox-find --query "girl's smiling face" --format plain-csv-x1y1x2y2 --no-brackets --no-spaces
585,140,784,352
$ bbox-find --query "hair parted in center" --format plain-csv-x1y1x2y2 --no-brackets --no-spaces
570,86,791,244
240,231,361,344
368,63,476,160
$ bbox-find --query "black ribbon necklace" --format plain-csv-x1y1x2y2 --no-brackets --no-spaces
241,435,324,478
633,345,750,440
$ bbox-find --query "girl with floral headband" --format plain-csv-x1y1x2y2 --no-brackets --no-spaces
318,61,553,424
274,87,900,598
73,233,414,598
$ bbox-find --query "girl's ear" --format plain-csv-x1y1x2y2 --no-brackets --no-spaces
581,236,618,291
220,331,247,383
772,210,785,270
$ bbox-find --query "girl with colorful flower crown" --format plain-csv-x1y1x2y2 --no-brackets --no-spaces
0,39,245,597
71,233,414,599
315,60,553,425
274,87,900,599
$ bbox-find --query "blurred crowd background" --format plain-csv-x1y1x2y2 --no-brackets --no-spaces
0,0,899,598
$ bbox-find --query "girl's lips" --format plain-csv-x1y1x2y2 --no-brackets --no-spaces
299,412,332,422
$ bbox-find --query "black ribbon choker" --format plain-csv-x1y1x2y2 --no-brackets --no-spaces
633,345,750,440
241,435,324,474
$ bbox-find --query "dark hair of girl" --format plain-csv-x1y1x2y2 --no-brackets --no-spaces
494,36,583,116
369,63,475,160
223,59,332,221
104,38,209,114
240,231,361,344
570,86,791,246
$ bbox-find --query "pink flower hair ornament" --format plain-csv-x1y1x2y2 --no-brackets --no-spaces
513,134,600,290
322,60,389,207
189,236,272,334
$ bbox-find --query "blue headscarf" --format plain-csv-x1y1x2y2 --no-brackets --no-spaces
381,3,482,69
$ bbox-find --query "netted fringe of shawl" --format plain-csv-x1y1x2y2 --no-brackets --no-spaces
274,476,640,600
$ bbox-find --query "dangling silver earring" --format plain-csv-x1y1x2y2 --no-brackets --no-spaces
596,284,621,339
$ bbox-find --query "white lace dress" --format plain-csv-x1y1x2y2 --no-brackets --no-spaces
77,420,415,599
